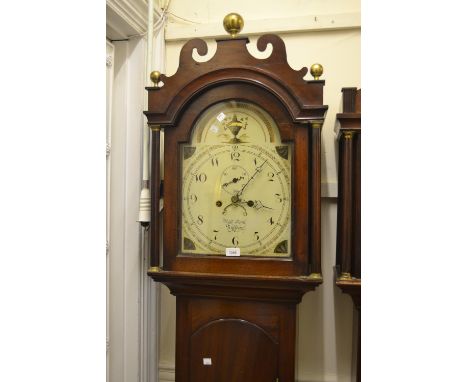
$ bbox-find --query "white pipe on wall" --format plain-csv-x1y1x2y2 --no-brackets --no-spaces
138,0,154,224
153,7,166,214
143,0,154,179
146,0,154,88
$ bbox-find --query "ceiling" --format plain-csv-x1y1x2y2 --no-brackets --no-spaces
106,0,151,40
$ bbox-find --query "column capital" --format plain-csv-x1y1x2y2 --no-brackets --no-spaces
343,131,356,139
310,120,324,129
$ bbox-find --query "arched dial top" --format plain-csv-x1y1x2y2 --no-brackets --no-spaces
192,101,281,144
181,100,292,257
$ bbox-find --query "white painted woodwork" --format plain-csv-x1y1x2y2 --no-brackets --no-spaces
107,0,148,36
106,40,115,382
138,2,167,375
165,12,360,41
106,0,166,40
107,3,164,382
107,5,142,40
168,0,360,21
108,37,150,382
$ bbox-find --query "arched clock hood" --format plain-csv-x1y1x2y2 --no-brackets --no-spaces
144,34,328,126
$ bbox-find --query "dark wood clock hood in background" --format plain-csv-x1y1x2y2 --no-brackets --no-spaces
144,25,328,381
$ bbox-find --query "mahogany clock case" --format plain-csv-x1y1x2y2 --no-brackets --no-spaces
164,83,310,276
145,35,328,280
335,87,361,288
144,34,328,382
335,87,361,382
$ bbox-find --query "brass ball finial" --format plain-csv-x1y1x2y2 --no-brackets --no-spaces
150,70,161,87
223,13,244,38
310,63,324,80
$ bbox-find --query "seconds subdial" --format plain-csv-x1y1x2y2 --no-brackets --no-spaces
220,165,249,195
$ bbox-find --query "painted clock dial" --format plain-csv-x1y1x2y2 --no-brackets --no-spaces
180,101,292,257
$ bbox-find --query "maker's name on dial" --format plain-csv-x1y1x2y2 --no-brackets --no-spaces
223,218,246,233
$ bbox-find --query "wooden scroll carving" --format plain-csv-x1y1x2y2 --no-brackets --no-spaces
144,35,327,126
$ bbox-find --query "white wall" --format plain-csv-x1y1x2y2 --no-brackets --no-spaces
166,0,360,24
159,1,360,381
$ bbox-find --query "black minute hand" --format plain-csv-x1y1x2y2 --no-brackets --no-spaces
239,160,267,196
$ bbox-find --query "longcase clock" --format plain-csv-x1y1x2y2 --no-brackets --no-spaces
144,14,328,382
335,87,361,381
